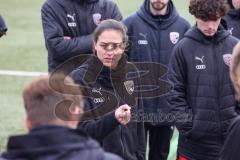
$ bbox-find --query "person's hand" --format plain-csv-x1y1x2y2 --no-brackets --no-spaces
115,104,131,125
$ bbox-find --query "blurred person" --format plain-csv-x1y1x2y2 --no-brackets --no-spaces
123,0,190,159
0,15,7,38
220,42,240,160
71,19,146,160
41,0,122,72
0,75,122,160
224,0,240,39
168,0,239,159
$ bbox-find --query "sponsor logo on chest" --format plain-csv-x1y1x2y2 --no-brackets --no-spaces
92,87,105,103
195,56,206,70
67,13,77,27
138,33,148,45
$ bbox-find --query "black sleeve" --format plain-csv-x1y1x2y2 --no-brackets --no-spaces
78,111,120,141
41,3,93,62
167,45,193,135
220,117,240,160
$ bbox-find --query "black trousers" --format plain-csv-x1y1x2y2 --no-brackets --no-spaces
145,123,174,160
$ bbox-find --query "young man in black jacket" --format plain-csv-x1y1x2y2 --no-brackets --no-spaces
0,75,122,160
224,0,240,39
220,42,240,160
168,0,239,159
41,0,122,72
123,0,190,159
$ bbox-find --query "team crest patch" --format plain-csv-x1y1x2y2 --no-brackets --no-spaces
223,54,232,67
124,80,134,95
93,13,101,25
170,32,179,44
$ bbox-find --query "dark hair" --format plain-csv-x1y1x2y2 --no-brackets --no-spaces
189,0,229,21
23,75,83,127
93,19,128,43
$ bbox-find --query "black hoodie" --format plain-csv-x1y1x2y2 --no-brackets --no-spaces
168,25,239,160
41,0,122,72
1,125,122,160
123,0,190,124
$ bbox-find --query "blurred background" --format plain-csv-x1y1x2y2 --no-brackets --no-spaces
0,0,194,159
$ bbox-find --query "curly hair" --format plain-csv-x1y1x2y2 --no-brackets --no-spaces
189,0,229,21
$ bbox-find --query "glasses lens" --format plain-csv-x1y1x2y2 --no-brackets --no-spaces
101,42,125,51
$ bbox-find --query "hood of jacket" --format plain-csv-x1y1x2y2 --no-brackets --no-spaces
184,25,230,45
1,125,104,160
136,0,179,30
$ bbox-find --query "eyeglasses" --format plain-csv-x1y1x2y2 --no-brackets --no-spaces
99,42,126,51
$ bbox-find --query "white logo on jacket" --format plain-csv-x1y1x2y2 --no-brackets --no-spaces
124,80,134,95
170,32,179,44
195,56,206,70
138,33,148,45
228,27,234,35
67,13,76,27
92,87,102,95
195,56,204,63
93,13,101,25
92,87,105,103
94,97,105,103
223,54,232,67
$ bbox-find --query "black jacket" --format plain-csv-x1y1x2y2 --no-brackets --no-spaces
70,55,146,160
41,0,122,72
220,116,240,160
168,25,239,160
123,0,190,124
1,125,122,160
224,8,240,39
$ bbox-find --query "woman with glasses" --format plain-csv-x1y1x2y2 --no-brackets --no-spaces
70,19,146,160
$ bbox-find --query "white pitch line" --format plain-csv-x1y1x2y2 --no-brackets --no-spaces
0,70,48,77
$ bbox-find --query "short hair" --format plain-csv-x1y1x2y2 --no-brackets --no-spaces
93,19,128,43
22,74,83,127
230,42,240,93
189,0,229,21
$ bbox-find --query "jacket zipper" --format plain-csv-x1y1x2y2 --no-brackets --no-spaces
114,85,126,159
213,44,223,144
